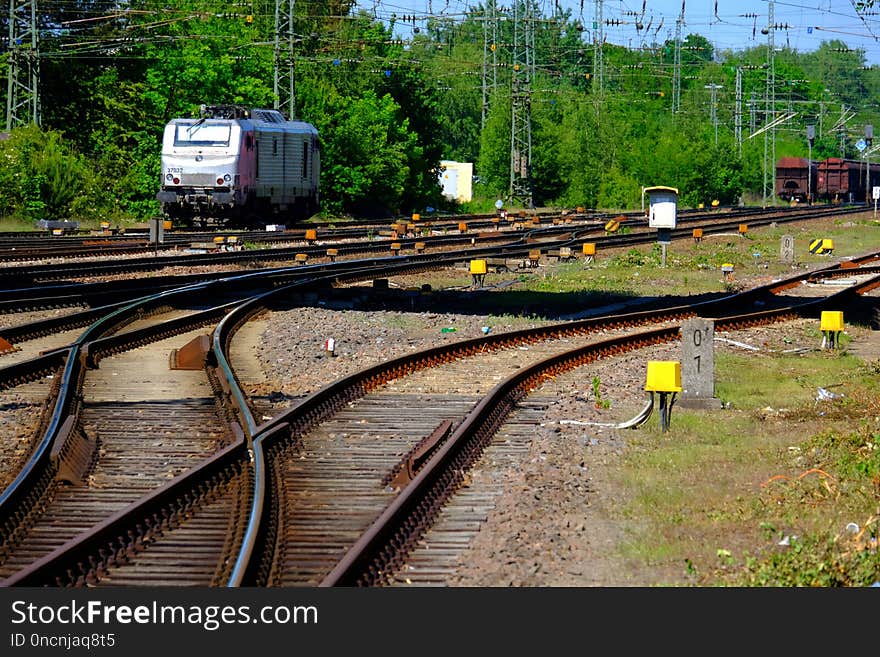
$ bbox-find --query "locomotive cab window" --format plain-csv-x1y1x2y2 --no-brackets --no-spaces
174,123,231,147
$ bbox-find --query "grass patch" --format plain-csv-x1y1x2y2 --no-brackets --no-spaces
609,346,880,586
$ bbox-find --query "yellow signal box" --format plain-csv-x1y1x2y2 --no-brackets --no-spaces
644,361,682,393
820,311,844,332
469,260,487,275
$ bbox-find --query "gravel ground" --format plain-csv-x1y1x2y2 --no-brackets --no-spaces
0,227,876,586
251,287,879,587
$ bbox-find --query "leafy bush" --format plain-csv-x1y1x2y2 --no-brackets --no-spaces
0,125,105,222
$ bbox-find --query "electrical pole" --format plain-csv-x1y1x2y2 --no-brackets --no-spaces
807,124,815,204
593,0,604,100
865,125,873,205
510,0,533,208
762,1,776,207
705,83,721,145
5,0,40,130
274,0,295,119
735,68,742,156
749,91,757,135
481,1,498,132
672,1,685,114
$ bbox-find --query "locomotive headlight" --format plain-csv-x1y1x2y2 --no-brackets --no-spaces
173,177,180,185
165,174,173,181
223,174,231,182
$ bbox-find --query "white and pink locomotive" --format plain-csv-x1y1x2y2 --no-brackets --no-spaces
156,104,320,226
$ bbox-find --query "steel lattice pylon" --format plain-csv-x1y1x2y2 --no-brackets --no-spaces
671,0,684,114
274,0,295,119
763,1,776,207
509,0,534,208
5,0,40,130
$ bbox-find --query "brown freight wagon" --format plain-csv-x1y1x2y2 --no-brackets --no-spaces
775,157,815,202
816,157,880,203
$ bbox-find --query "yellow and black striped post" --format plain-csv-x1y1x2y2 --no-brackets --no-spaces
809,238,834,255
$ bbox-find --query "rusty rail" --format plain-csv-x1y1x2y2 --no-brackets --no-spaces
319,271,880,586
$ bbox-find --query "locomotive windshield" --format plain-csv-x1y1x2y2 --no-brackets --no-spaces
173,122,231,147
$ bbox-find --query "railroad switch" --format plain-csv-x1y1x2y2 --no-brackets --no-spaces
470,259,487,287
820,311,844,350
645,361,682,432
169,334,211,370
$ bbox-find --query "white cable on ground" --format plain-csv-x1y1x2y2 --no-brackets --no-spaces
559,394,655,430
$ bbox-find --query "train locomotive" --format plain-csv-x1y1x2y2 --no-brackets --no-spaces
156,104,320,226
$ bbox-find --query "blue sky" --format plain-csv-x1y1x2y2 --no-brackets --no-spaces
356,1,880,65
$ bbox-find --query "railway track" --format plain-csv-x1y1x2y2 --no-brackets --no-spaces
0,204,857,292
0,229,876,587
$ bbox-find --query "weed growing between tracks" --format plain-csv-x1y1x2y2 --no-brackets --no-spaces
612,337,880,587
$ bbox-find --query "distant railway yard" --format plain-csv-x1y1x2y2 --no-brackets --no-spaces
0,204,878,587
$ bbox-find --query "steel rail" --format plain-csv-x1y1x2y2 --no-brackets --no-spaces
224,253,879,586
2,239,875,586
320,272,880,586
0,204,857,291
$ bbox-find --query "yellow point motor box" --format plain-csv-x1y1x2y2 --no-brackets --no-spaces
645,361,682,392
820,311,844,332
469,260,488,275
